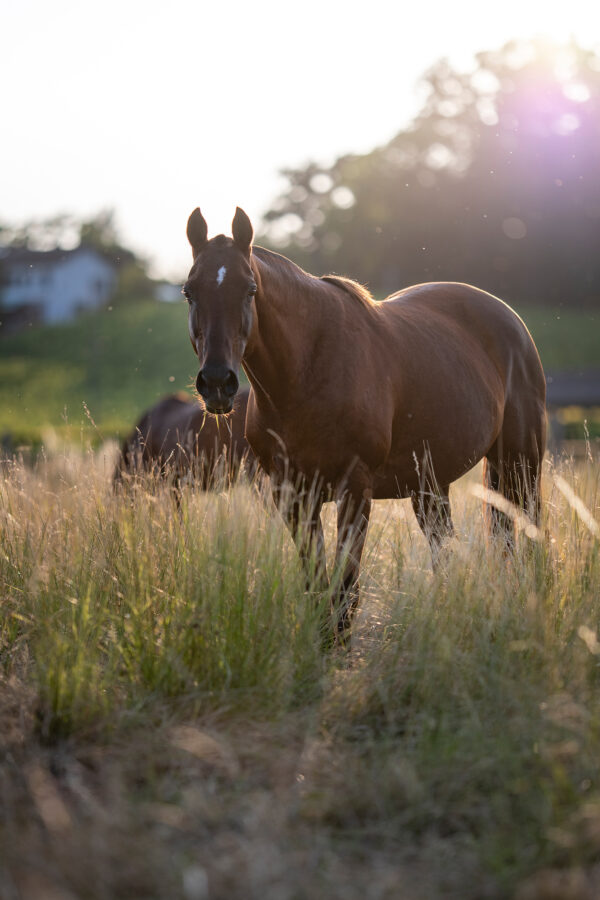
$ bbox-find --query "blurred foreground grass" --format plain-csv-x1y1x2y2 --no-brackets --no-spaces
0,299,596,445
1,447,599,898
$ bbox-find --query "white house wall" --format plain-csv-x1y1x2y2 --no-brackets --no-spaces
45,251,116,322
1,249,116,323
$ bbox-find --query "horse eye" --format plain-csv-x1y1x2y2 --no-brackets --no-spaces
247,284,257,297
182,288,192,302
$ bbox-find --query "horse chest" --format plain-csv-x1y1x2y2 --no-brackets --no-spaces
247,402,387,488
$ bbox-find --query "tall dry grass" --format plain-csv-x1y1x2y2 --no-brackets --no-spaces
1,444,599,898
1,447,328,741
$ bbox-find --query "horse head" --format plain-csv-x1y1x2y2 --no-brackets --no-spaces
184,207,256,414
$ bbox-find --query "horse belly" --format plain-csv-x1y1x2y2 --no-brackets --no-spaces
375,379,503,498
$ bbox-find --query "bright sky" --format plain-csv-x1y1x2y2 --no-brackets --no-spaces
1,0,596,280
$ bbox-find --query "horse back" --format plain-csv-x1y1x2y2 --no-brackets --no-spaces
382,282,545,396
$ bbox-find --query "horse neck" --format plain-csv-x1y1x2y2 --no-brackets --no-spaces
243,250,324,407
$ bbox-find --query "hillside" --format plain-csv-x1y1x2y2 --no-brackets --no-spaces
0,298,597,444
0,299,206,444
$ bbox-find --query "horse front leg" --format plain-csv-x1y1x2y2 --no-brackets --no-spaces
334,476,372,639
271,478,328,592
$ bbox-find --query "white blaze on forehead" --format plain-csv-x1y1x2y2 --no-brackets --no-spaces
216,265,227,286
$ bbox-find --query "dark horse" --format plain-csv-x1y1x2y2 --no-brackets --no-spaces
183,207,546,633
114,388,252,489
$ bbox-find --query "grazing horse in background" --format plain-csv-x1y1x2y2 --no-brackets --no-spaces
183,207,546,635
114,388,252,489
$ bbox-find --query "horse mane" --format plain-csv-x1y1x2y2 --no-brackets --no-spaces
252,247,375,311
321,274,376,310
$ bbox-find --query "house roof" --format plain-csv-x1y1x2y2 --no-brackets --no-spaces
0,244,114,269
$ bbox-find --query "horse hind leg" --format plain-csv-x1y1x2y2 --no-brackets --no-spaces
484,436,543,548
483,456,517,548
483,383,546,545
411,484,454,571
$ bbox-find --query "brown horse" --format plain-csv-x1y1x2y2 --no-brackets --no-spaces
183,207,546,634
114,388,252,489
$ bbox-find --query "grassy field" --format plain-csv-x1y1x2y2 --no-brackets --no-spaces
1,446,599,899
0,299,597,445
0,299,204,445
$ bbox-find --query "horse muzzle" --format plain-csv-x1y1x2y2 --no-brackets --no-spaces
196,365,239,414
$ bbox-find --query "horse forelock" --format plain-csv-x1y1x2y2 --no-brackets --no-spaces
192,234,233,259
188,234,245,281
211,234,232,248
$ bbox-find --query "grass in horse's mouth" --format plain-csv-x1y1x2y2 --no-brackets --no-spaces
206,405,233,416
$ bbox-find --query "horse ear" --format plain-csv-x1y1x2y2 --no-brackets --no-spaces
187,208,208,257
232,207,253,253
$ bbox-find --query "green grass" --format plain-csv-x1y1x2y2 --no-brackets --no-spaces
1,449,600,898
1,462,325,738
0,299,596,445
517,306,599,372
0,299,203,444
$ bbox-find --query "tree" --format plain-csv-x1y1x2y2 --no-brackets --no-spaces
0,210,154,305
261,39,600,308
79,209,137,266
0,209,136,261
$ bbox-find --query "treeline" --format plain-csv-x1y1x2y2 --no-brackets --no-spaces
261,39,600,309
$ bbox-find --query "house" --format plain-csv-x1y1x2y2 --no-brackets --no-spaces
154,281,183,303
0,245,117,328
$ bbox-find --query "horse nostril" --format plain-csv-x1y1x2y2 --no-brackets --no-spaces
196,366,238,399
223,370,239,398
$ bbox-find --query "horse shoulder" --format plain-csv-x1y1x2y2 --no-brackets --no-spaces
244,391,278,471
